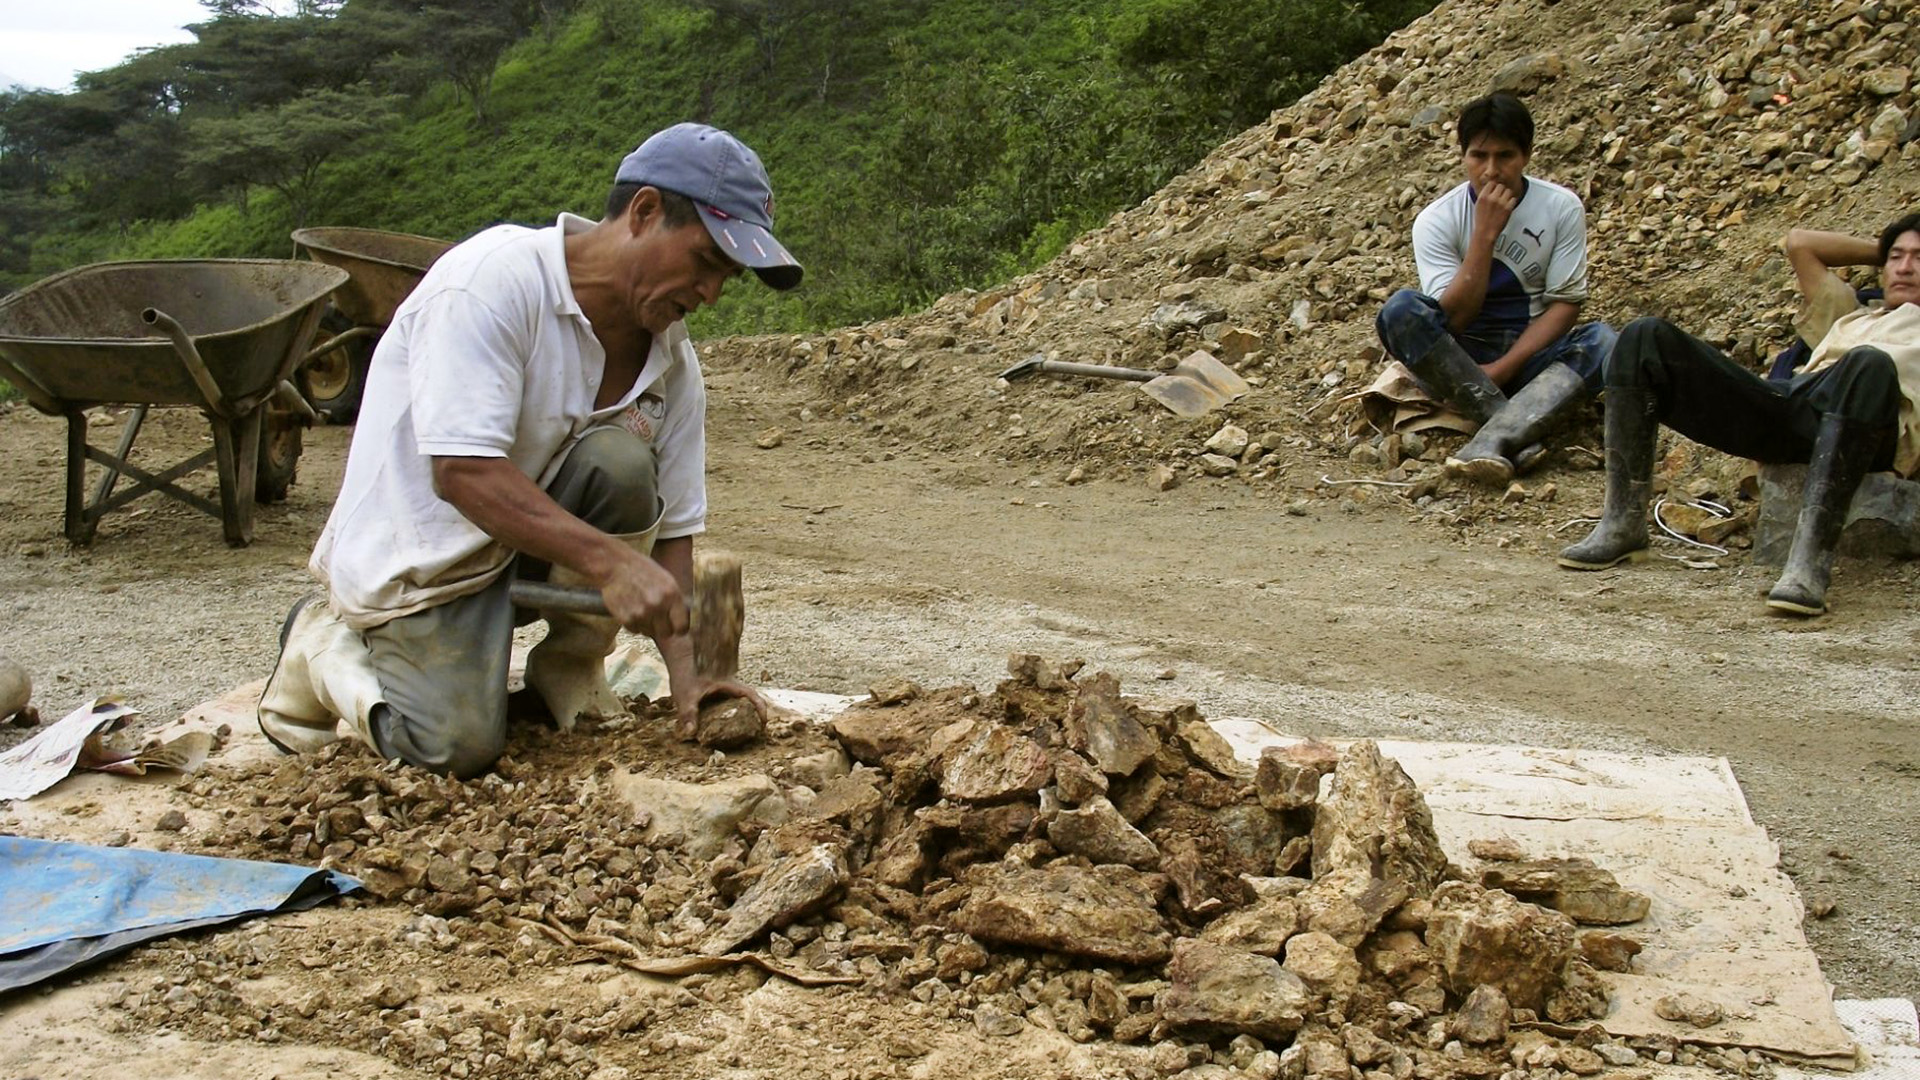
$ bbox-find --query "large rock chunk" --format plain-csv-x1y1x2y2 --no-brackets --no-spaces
951,863,1171,965
1200,895,1301,956
1282,931,1362,1007
1425,882,1577,1013
1047,796,1160,868
1296,874,1408,947
807,770,886,843
694,697,765,750
704,838,849,954
1152,806,1256,917
1480,858,1651,925
1050,749,1109,804
1005,653,1083,691
831,696,973,768
940,721,1052,802
1065,671,1160,776
1448,984,1511,1045
1173,718,1252,781
1257,743,1335,810
1578,929,1644,972
612,773,786,861
0,655,31,722
1156,940,1311,1040
1310,740,1448,896
1210,803,1296,875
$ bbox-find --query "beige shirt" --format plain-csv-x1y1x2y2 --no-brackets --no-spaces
1793,273,1920,476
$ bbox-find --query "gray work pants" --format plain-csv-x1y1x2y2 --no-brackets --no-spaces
362,427,661,778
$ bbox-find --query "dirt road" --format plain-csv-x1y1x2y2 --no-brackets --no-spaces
0,358,1915,1023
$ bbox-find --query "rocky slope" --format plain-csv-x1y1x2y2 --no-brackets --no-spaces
714,0,1918,543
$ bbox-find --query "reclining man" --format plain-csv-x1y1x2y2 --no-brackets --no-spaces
1560,213,1920,617
1376,92,1616,486
258,123,801,777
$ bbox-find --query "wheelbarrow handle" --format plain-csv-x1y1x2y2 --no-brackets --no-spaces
508,580,609,616
143,307,230,417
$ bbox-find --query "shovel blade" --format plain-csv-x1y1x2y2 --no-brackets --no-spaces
1137,350,1251,417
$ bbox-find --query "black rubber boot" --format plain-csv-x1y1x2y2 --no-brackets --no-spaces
1765,415,1882,616
1446,362,1586,487
1406,334,1507,426
1558,386,1660,570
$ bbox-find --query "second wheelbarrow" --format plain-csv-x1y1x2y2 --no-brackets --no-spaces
291,226,453,423
0,258,349,546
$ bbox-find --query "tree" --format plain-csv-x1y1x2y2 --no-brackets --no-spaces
354,0,532,125
185,84,400,226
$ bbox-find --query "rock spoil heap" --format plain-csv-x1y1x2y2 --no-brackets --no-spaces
715,0,1916,546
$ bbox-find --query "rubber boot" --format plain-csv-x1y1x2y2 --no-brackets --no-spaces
1765,415,1881,616
1446,363,1586,487
1558,386,1660,570
525,519,661,731
258,595,386,754
1406,334,1507,426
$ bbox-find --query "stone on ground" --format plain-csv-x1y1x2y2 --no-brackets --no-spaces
1157,939,1312,1040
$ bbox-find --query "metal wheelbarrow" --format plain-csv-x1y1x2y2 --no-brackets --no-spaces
290,226,453,423
0,258,349,546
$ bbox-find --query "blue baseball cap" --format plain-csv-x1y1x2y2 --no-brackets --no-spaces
615,123,803,291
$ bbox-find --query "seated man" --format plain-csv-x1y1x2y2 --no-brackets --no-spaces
257,123,802,777
1376,92,1616,486
1559,213,1920,617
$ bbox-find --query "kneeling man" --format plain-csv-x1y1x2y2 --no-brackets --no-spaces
259,123,800,776
1560,214,1920,616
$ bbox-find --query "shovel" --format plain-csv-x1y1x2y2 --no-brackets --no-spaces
997,349,1251,417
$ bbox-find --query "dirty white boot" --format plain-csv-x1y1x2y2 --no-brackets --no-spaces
257,596,387,754
526,520,661,731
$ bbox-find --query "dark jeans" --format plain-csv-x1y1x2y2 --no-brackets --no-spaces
362,427,662,778
1609,316,1899,469
1375,289,1614,394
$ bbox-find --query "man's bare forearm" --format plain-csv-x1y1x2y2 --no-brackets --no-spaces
1438,245,1494,332
431,456,630,582
1485,301,1581,387
1784,229,1881,269
1784,229,1879,305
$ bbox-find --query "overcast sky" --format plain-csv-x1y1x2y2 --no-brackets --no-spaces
0,1,269,92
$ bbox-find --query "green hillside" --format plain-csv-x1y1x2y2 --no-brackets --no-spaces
0,0,1434,341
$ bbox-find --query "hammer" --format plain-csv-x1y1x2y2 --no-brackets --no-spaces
508,551,744,679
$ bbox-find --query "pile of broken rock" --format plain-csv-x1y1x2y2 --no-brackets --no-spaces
789,654,1650,1068
158,656,1732,1079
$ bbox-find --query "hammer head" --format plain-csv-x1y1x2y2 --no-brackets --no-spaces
690,551,744,681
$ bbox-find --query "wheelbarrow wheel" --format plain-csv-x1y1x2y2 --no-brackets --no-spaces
299,308,371,424
256,405,303,503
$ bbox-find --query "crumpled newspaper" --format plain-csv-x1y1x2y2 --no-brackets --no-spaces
0,698,213,802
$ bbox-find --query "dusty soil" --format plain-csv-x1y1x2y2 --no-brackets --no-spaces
0,334,1915,1078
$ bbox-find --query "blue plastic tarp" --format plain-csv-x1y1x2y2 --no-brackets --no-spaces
0,835,359,993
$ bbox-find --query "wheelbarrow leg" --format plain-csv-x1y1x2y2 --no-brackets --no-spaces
210,409,262,547
92,405,149,510
64,410,99,546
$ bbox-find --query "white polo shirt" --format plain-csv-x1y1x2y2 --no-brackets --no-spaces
312,213,709,630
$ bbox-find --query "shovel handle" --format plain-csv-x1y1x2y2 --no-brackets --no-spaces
508,580,609,616
1028,360,1156,383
